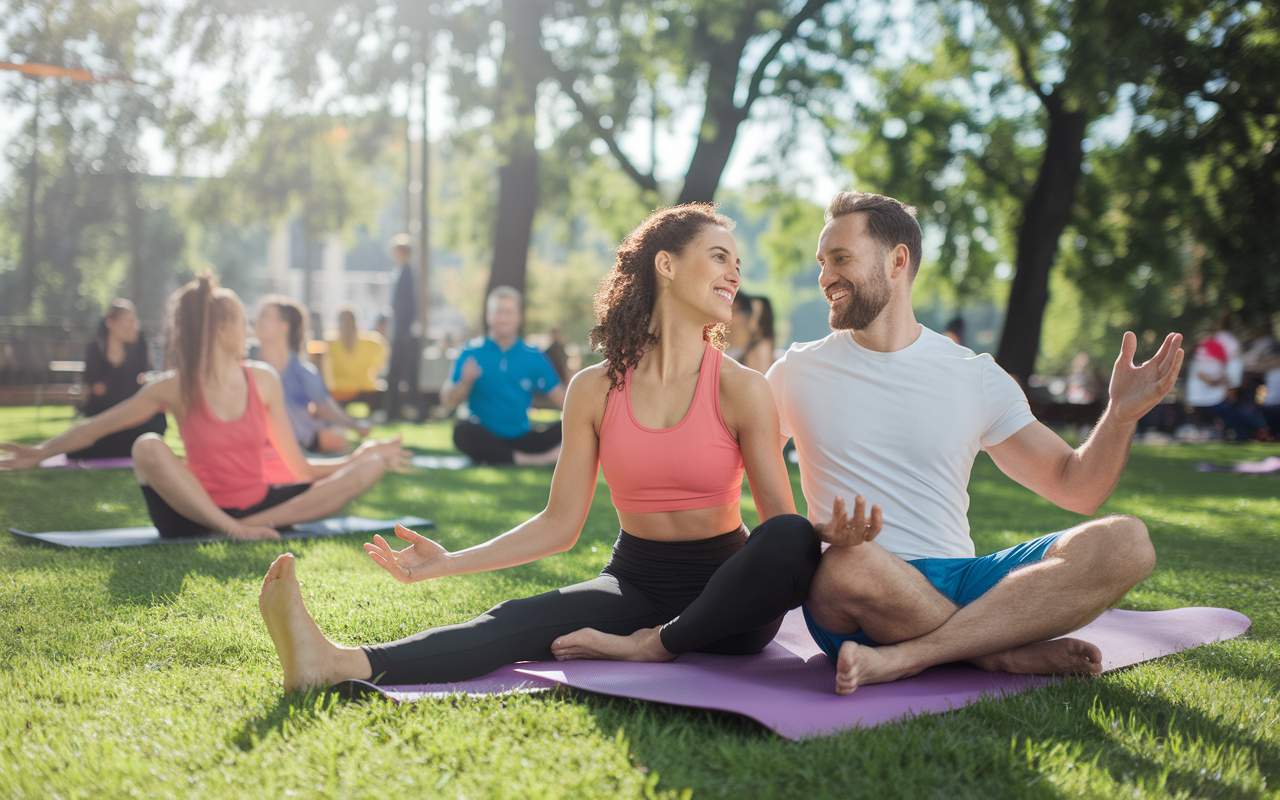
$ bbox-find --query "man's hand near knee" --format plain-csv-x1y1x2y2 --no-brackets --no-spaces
812,495,884,547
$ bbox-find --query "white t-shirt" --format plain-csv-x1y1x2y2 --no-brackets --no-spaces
766,327,1035,561
1185,331,1242,407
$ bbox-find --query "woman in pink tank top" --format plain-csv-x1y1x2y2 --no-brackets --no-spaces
251,205,882,692
1,274,411,539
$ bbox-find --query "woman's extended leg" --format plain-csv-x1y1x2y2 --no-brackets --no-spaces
259,553,373,690
237,453,386,528
131,433,276,539
258,552,671,689
552,514,820,661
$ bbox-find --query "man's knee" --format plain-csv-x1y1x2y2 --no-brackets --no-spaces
1108,514,1156,582
1069,514,1155,585
810,540,889,603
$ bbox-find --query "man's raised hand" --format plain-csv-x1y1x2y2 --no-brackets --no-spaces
813,495,883,547
1109,331,1184,424
363,523,449,583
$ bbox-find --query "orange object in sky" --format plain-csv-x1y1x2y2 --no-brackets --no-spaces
0,61,102,83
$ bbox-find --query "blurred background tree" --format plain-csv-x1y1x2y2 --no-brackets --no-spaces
0,0,1275,379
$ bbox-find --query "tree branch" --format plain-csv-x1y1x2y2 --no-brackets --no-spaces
537,51,658,193
742,0,832,111
1014,40,1055,108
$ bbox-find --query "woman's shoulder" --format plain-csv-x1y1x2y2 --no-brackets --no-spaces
717,349,769,391
567,362,612,394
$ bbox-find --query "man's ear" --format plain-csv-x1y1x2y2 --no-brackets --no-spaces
888,243,911,281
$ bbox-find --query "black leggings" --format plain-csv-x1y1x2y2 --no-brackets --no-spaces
362,513,819,684
453,420,562,465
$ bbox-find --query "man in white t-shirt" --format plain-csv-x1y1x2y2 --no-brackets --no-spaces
768,191,1185,695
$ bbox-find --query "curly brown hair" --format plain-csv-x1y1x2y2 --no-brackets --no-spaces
590,203,736,391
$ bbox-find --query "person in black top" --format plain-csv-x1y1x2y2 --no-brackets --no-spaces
383,234,421,421
68,299,167,459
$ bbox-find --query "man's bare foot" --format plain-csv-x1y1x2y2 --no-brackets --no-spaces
551,626,675,662
513,444,561,467
969,637,1103,676
257,553,371,691
834,641,916,695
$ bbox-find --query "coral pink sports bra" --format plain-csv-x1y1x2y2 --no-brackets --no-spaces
178,365,272,510
598,343,744,514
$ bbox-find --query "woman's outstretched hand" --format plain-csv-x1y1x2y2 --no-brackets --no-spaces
812,495,883,547
0,443,47,471
354,434,413,473
363,524,449,583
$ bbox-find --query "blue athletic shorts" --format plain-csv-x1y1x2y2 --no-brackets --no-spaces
803,531,1065,663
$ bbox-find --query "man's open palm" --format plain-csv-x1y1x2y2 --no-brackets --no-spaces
1109,331,1184,424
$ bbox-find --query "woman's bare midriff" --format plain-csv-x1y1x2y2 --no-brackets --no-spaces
615,500,744,542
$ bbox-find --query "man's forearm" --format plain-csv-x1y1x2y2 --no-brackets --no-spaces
440,380,473,411
1062,405,1137,514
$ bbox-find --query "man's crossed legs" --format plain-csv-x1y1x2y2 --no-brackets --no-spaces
803,514,1156,694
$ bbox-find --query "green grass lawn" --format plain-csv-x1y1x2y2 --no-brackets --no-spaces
0,405,1277,798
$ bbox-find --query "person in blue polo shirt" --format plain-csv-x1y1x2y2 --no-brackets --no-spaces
442,286,566,465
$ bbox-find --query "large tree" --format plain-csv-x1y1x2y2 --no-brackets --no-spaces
541,0,851,205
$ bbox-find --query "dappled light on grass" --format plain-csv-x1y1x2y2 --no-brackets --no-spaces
0,412,1277,797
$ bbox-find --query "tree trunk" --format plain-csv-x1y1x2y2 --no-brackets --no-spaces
21,91,39,314
675,17,755,206
486,1,546,308
995,102,1088,383
126,171,145,312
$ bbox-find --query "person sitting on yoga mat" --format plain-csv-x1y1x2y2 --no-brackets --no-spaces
256,203,863,690
67,298,168,460
0,273,411,540
766,191,1184,695
252,295,372,455
440,286,566,466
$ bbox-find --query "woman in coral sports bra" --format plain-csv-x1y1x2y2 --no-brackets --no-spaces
256,204,882,690
0,274,411,539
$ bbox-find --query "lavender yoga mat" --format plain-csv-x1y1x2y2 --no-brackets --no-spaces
39,453,134,469
345,606,1250,740
1196,456,1280,474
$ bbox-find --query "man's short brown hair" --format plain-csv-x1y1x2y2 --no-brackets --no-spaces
825,191,923,279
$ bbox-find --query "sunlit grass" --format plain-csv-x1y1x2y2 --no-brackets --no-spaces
0,407,1276,798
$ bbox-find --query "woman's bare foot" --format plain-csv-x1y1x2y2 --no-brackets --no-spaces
551,626,676,663
257,553,372,691
229,522,280,541
969,637,1103,676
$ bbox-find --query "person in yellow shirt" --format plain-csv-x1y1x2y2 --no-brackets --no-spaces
325,305,390,413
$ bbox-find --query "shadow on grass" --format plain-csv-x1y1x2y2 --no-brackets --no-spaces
227,686,396,752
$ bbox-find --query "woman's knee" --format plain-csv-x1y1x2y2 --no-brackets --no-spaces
750,515,821,573
131,433,167,464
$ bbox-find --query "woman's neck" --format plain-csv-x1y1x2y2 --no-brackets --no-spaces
104,336,127,367
642,303,711,382
257,339,290,370
204,349,242,387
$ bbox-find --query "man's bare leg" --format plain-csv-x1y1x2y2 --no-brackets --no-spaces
832,515,1155,695
551,625,674,662
131,434,277,540
238,454,387,529
258,553,373,691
